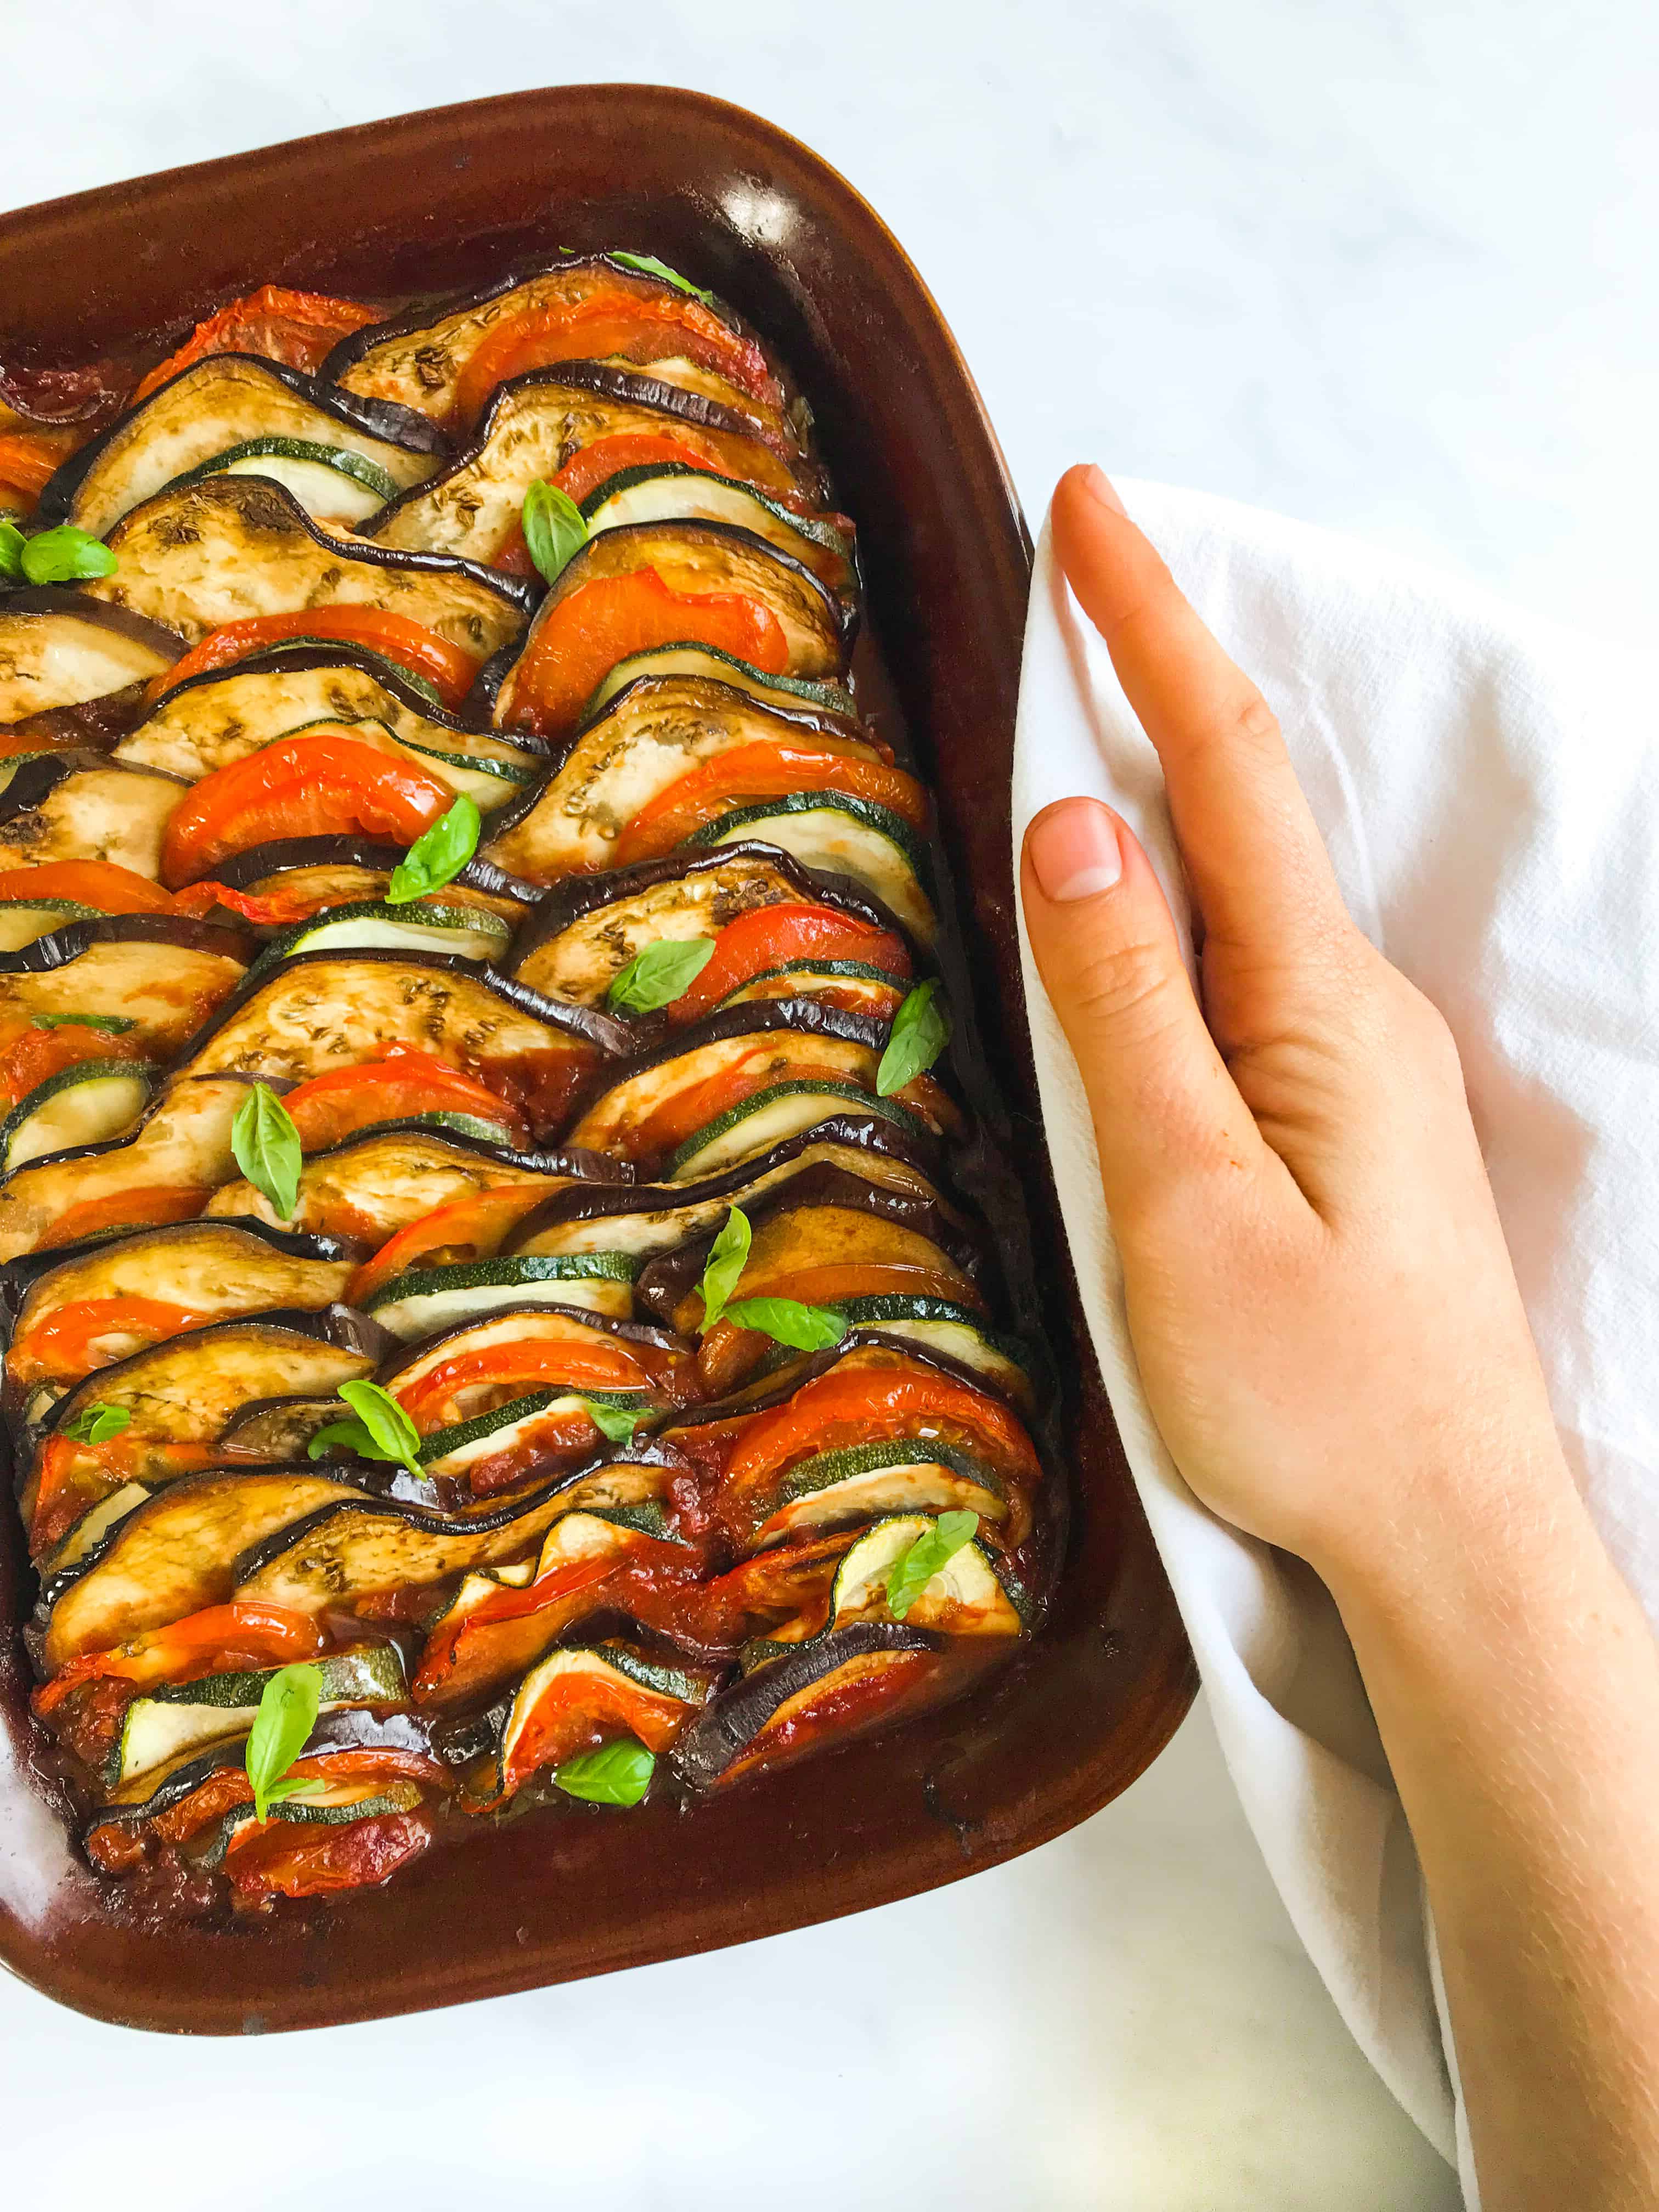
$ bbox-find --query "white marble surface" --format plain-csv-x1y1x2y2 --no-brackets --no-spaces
3,4,1647,2200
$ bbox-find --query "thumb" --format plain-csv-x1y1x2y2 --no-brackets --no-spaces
1019,798,1262,1234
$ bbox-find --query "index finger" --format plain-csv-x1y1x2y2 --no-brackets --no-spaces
1051,464,1350,961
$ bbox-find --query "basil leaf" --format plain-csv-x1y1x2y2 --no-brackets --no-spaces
386,795,481,905
520,478,589,586
19,524,117,585
59,1401,131,1445
606,934,714,1013
552,1737,656,1806
876,979,951,1097
244,1662,323,1822
608,252,717,307
697,1204,751,1333
307,1417,378,1462
721,1296,848,1352
580,1396,647,1442
32,1012,136,1033
887,1511,979,1620
0,520,25,581
230,1082,301,1220
335,1379,425,1477
262,1775,324,1805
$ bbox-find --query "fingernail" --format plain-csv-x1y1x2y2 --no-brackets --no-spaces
1027,799,1124,901
1077,464,1126,516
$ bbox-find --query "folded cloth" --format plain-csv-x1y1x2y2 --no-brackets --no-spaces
1013,482,1659,2205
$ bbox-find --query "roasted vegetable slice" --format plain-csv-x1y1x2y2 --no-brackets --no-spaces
0,755,187,878
0,919,249,1072
40,356,447,539
475,1640,710,1807
574,648,855,731
383,1305,692,1429
686,792,936,944
83,476,532,655
176,834,535,930
582,467,856,603
362,1251,640,1340
0,591,183,724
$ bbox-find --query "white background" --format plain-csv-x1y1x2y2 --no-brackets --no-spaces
2,4,1652,2203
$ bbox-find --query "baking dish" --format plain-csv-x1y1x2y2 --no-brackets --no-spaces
0,83,1195,2032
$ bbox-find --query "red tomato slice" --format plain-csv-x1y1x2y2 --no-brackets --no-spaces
411,1555,624,1699
29,1431,218,1556
10,1296,216,1387
502,568,787,738
0,860,176,915
223,1808,434,1899
170,880,320,925
160,733,452,887
501,1677,691,1794
32,1601,325,1716
731,1650,938,1782
723,1363,1040,1499
395,1337,654,1428
134,1747,445,1853
130,287,380,404
285,1045,527,1155
146,608,480,712
451,290,779,431
672,906,910,1025
616,744,926,867
347,1182,553,1306
0,429,80,509
36,1184,211,1253
0,1022,150,1108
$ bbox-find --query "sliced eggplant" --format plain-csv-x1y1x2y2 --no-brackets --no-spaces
244,899,511,972
0,1058,154,1172
216,1393,355,1462
0,919,249,1066
493,521,845,733
687,792,936,945
40,355,447,538
576,649,856,731
83,477,533,654
0,754,187,877
105,1641,407,1795
168,951,625,1136
486,676,881,884
116,654,546,785
230,1453,680,1617
362,1251,640,1340
42,1481,155,1577
0,1073,264,1264
479,1640,710,1805
0,591,184,724
582,466,856,605
186,834,537,929
368,368,811,562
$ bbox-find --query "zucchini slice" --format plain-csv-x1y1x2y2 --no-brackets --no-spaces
0,755,188,878
484,679,875,885
83,476,533,654
0,1059,154,1171
38,354,445,538
412,1385,657,1482
668,1080,929,1182
509,845,895,1006
582,466,856,603
483,1641,710,1804
368,368,811,562
0,591,184,723
493,521,845,733
243,899,511,972
790,1294,1035,1410
0,921,250,1066
171,441,398,526
714,962,906,1016
578,648,856,730
744,1438,1007,1551
789,1515,1023,1642
106,1641,407,1795
688,792,936,945
362,1251,640,1340
116,654,546,785
212,715,535,811
0,898,101,951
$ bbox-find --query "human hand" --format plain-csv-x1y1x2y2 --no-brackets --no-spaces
1019,464,1571,1587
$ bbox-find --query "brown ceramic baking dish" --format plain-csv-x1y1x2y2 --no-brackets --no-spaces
0,83,1195,2033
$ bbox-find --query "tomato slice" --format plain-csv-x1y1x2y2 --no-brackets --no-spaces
285,1045,527,1155
396,1336,654,1428
0,428,80,509
160,733,452,887
223,1808,434,1900
501,1677,691,1793
0,860,176,916
130,286,380,404
347,1182,553,1306
503,568,787,738
723,1362,1041,1500
451,289,779,431
170,879,319,925
146,608,480,712
625,1057,857,1165
10,1296,213,1387
616,744,926,867
32,1601,325,1717
0,1022,150,1108
36,1184,211,1252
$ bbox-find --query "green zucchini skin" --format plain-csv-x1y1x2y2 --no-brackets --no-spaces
0,1060,156,1173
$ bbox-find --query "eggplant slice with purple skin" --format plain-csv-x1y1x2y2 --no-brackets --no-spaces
37,354,450,539
0,590,185,726
0,916,251,1074
0,753,187,877
81,476,534,653
185,833,540,928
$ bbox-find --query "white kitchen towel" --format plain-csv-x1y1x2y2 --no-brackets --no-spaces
1013,482,1659,2203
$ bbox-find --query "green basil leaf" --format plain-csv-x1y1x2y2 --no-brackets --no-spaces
697,1204,752,1333
521,478,589,586
386,794,481,905
580,1396,647,1442
887,1510,979,1620
307,1417,379,1462
552,1737,656,1806
0,520,25,581
19,524,117,585
876,979,951,1097
606,934,715,1013
244,1662,323,1822
31,1012,137,1033
336,1379,425,1477
230,1082,301,1220
721,1296,848,1352
607,252,717,308
59,1401,131,1445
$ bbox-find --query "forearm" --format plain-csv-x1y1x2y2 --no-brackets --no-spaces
1321,1460,1659,2212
